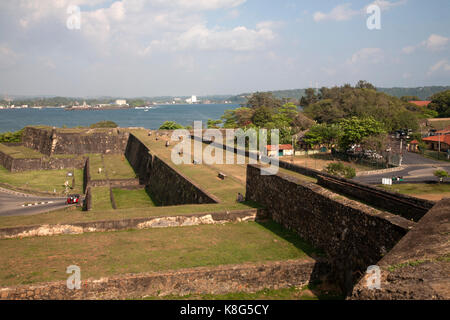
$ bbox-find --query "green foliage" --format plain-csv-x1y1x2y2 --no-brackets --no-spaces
400,96,420,102
245,92,282,110
303,82,421,131
0,129,24,143
303,124,341,148
338,117,385,151
159,121,184,130
355,80,376,90
251,106,273,127
434,170,448,179
429,90,450,118
206,119,223,129
325,162,356,179
90,121,118,128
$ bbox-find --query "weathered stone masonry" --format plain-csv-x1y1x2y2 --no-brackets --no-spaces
22,127,130,156
245,164,415,294
125,134,219,206
0,259,328,300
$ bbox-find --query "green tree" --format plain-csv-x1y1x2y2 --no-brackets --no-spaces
338,117,385,151
355,80,376,90
245,92,282,110
434,170,448,183
159,121,184,130
207,119,223,129
400,96,420,102
251,106,273,127
429,90,450,118
90,121,118,128
299,88,318,107
303,124,341,149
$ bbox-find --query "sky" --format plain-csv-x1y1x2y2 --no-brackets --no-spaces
0,0,449,97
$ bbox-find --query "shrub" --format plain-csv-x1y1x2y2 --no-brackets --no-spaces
90,121,119,128
325,162,356,179
0,129,24,143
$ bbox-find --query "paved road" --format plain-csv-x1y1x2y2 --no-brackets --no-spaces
355,151,450,184
0,188,69,217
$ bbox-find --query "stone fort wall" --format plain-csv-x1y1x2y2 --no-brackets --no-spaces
125,134,219,206
245,164,415,294
22,127,130,156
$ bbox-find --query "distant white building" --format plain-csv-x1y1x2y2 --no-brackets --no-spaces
185,95,197,104
115,99,127,106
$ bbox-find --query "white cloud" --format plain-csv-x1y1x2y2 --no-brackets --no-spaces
428,59,450,75
402,34,449,54
368,0,407,11
423,34,449,51
313,3,359,22
0,44,19,69
349,48,384,64
314,1,407,22
402,45,416,54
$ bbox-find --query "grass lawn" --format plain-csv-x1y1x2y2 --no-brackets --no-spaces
0,144,44,159
104,155,136,179
112,188,156,209
378,183,450,195
88,154,107,180
0,165,83,195
423,150,450,163
378,183,450,200
143,284,343,300
0,201,259,228
0,221,319,287
284,154,381,173
91,187,113,211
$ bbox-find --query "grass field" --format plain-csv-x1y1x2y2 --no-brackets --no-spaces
112,188,156,209
143,284,343,300
0,221,319,287
88,154,107,180
0,144,44,159
0,165,83,195
379,183,450,201
91,187,113,211
104,155,136,179
423,150,450,163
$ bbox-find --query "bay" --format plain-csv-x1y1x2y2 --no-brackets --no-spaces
0,104,239,133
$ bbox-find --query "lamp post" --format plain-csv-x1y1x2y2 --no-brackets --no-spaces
438,133,441,160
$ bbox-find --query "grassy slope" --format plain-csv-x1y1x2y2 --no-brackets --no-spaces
0,166,83,194
0,144,44,159
0,221,319,287
112,188,156,209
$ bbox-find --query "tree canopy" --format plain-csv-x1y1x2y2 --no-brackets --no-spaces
429,90,450,118
159,121,184,130
302,81,421,132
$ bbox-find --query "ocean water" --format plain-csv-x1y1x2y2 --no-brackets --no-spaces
0,104,239,133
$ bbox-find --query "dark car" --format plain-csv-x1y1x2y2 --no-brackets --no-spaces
67,194,80,205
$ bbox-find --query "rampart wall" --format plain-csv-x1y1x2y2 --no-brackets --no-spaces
125,134,218,206
245,164,415,294
0,259,328,300
22,127,130,156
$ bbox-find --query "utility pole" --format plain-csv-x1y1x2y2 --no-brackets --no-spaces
291,136,295,163
438,133,441,160
399,138,403,166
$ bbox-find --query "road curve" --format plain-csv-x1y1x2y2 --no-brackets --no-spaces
0,188,70,217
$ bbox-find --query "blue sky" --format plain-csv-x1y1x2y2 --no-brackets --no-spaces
0,0,449,97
